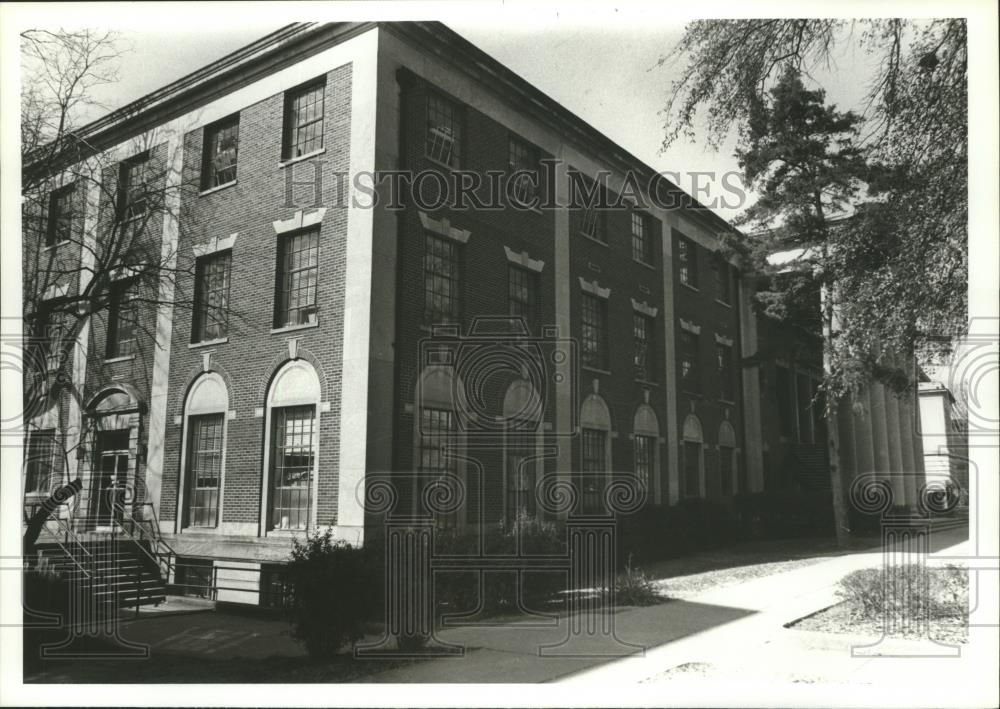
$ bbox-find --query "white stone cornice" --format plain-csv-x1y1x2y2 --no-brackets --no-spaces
679,318,701,335
714,333,734,347
193,232,237,258
631,298,658,318
418,211,470,243
273,208,327,234
503,245,544,272
578,277,610,299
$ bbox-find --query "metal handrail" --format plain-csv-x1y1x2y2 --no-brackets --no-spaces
23,502,93,579
111,500,177,582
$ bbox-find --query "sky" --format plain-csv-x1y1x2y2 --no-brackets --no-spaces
21,6,881,222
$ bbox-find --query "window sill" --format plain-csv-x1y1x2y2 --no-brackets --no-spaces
635,378,660,387
681,389,702,398
103,354,136,364
718,398,737,405
582,365,612,376
270,321,319,335
715,299,732,308
424,154,460,172
279,148,326,169
579,232,609,248
189,337,228,349
680,282,700,293
633,258,657,272
199,180,237,197
43,240,71,252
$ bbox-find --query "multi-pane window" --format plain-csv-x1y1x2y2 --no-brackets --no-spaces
192,251,231,342
185,414,224,528
680,330,700,392
633,314,654,381
24,429,56,495
202,114,239,189
426,92,462,168
678,235,698,288
418,407,456,526
717,343,735,401
580,428,606,513
505,426,536,523
580,188,606,242
46,184,74,246
508,266,536,330
712,258,731,303
797,372,815,444
107,279,139,358
270,405,315,531
508,137,538,206
423,234,461,324
119,153,153,224
720,446,736,496
631,212,651,264
581,293,607,370
775,365,795,437
275,228,319,328
634,434,654,491
683,440,701,497
282,80,325,160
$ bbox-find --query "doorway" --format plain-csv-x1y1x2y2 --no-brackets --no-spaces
93,430,130,528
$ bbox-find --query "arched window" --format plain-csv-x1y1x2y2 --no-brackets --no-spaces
718,421,737,497
503,379,543,523
579,394,612,513
633,404,660,500
682,414,704,498
181,373,229,529
262,360,321,532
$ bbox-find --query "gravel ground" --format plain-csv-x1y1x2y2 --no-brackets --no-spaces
789,601,969,645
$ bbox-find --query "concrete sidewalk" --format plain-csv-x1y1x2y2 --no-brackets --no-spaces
364,524,975,684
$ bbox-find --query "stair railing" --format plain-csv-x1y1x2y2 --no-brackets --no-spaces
111,500,177,584
24,501,93,579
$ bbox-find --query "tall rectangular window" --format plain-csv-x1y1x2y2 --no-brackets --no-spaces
580,186,606,243
419,407,456,526
119,153,152,224
505,426,536,523
633,313,654,381
580,428,606,513
712,258,731,303
508,137,538,206
717,343,735,401
678,235,698,288
46,184,74,246
192,251,231,342
680,330,700,392
107,279,139,358
634,434,654,490
776,365,794,437
185,414,223,528
507,266,536,330
631,212,651,264
683,441,701,497
423,234,460,324
720,446,734,496
797,372,815,443
581,293,607,370
275,228,319,328
270,405,315,531
202,114,239,189
426,92,462,168
282,79,325,160
24,429,56,495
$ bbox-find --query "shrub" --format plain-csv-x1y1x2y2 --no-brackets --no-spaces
614,555,664,606
286,528,375,658
836,564,969,623
432,514,567,615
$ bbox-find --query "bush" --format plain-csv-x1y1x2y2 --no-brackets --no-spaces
433,514,567,615
286,528,376,658
614,555,664,606
836,564,968,623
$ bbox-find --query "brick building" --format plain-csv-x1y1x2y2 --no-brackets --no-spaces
22,22,924,605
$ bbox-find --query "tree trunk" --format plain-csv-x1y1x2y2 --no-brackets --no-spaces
821,283,851,547
23,477,82,563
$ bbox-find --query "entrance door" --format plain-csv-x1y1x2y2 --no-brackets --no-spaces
94,430,130,527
